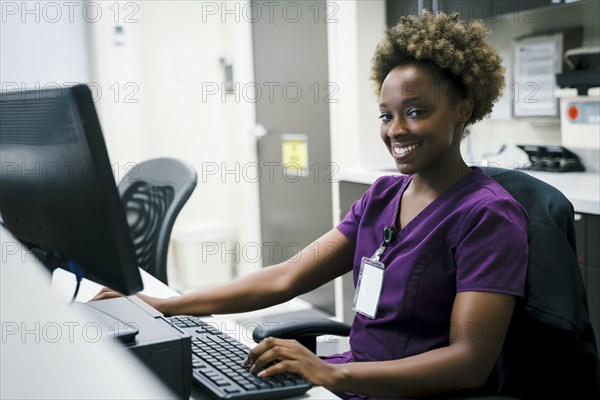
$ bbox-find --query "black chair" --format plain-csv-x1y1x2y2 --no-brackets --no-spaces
253,167,600,398
118,157,197,285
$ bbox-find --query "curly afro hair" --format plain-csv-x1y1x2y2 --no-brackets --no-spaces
371,11,505,127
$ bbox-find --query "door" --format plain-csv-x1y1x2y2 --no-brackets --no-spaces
251,0,335,314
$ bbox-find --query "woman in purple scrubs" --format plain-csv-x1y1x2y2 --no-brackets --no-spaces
95,11,528,399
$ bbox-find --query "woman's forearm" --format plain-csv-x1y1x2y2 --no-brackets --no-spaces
329,292,514,398
329,343,491,398
151,229,354,317
147,263,297,317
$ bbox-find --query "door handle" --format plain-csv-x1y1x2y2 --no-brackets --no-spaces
252,123,268,140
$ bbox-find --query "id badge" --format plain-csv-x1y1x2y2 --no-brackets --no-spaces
352,257,385,319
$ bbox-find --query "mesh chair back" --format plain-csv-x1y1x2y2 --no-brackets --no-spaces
118,158,197,284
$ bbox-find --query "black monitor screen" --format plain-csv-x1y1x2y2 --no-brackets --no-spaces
0,84,143,295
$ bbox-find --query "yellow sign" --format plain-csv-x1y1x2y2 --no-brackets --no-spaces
281,134,308,176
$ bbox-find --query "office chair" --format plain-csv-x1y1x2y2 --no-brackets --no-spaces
253,167,600,399
118,157,197,285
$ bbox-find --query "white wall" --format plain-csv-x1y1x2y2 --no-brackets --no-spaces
0,0,90,87
86,1,146,168
2,0,262,285
327,0,387,211
87,1,261,280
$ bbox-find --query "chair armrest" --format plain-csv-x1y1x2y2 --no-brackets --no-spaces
252,318,351,353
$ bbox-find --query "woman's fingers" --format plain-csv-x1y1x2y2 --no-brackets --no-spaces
90,287,124,301
256,359,293,378
243,336,336,388
249,346,287,374
243,336,278,367
244,337,306,374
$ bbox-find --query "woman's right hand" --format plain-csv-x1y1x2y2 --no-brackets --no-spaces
90,288,170,315
90,287,124,301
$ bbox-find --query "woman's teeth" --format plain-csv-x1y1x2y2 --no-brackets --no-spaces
394,144,419,156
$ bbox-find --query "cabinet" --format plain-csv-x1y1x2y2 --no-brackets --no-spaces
575,213,600,347
339,181,370,323
338,181,600,344
387,0,560,24
339,181,370,221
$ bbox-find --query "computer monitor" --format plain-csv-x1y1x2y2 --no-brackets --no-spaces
0,84,143,295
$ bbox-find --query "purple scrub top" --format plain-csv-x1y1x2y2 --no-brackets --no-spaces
325,167,528,367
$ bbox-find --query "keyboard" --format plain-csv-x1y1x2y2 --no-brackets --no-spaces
167,316,312,399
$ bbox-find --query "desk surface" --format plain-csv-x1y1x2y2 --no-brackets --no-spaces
51,268,338,400
0,229,173,400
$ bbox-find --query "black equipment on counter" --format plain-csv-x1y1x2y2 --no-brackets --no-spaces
556,47,600,95
517,145,585,172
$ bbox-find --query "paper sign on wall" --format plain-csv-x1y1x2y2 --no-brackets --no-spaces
161,47,198,92
513,33,562,117
281,134,308,177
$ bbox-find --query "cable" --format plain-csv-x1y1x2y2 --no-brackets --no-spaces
68,259,85,302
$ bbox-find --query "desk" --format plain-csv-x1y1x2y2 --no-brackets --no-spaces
0,228,173,399
51,269,339,399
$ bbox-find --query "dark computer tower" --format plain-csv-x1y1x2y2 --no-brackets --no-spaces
87,296,192,399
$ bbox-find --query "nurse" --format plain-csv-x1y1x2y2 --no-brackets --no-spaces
94,11,528,399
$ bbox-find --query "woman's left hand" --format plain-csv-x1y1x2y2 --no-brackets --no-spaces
243,337,339,388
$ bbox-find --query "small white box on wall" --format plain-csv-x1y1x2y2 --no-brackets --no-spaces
556,87,600,150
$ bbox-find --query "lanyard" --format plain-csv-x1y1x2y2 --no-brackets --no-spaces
370,226,396,262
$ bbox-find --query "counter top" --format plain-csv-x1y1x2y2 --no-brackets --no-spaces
338,167,600,215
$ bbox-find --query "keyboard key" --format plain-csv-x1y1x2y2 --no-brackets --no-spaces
241,383,257,391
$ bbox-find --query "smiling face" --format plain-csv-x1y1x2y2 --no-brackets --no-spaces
379,64,472,177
